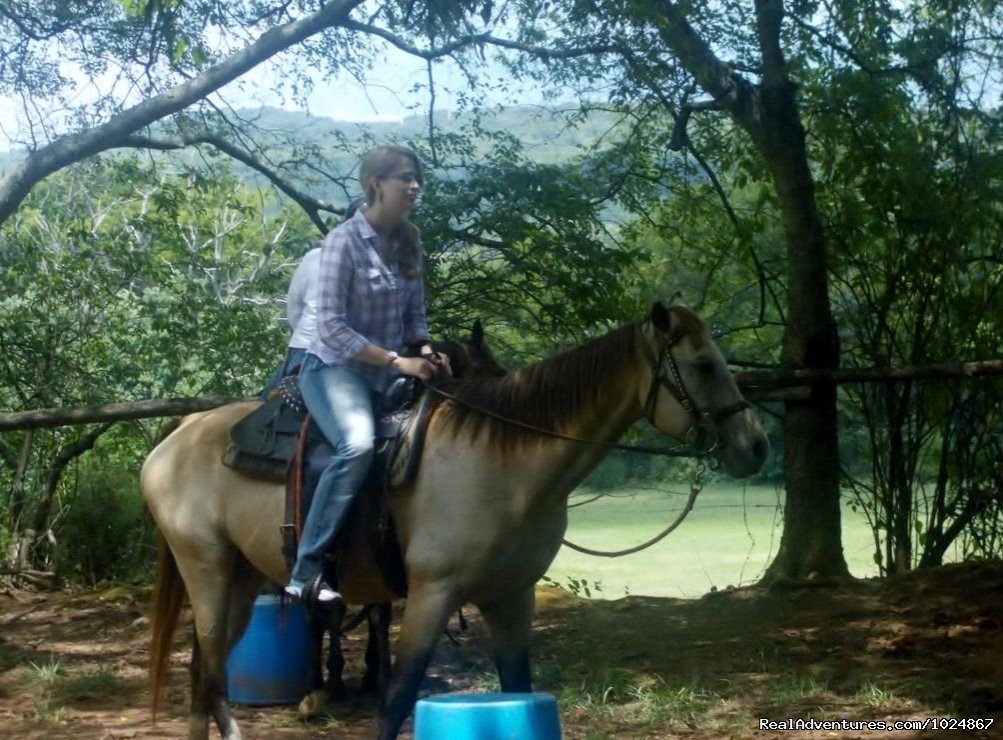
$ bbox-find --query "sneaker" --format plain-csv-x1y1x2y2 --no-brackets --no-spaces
284,580,341,604
316,584,341,603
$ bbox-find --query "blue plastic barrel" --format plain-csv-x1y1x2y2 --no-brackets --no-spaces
226,594,311,705
414,693,562,740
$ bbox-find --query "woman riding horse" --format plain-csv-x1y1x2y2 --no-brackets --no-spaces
286,145,447,604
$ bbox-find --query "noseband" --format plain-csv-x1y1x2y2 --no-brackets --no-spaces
640,325,750,453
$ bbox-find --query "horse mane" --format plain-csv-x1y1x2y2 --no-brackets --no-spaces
432,322,641,449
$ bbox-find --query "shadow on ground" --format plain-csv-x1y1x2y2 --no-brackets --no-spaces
0,561,1001,738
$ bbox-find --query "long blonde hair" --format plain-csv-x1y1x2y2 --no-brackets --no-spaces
359,145,424,278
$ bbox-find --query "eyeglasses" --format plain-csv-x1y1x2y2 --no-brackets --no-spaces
384,172,422,186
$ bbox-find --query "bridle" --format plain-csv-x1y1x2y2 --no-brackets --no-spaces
556,323,754,559
638,322,751,455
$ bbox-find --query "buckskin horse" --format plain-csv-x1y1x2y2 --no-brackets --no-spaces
142,300,769,740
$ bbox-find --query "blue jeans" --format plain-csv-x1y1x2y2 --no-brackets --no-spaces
290,354,376,587
259,346,307,399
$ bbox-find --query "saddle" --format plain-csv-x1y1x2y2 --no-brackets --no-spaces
221,375,435,597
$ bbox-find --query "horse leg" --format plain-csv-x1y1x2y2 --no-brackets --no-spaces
363,601,392,701
207,559,263,737
478,585,535,692
324,599,349,701
378,586,456,740
189,640,206,738
298,599,347,718
173,541,244,740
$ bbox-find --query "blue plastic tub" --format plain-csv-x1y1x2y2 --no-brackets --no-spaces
414,692,562,740
226,594,311,705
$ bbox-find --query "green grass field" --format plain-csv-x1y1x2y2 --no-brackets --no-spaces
544,481,881,599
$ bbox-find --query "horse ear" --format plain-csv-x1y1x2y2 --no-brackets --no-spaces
471,319,484,345
650,301,673,332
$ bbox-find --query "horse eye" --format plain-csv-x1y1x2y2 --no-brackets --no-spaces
693,359,715,374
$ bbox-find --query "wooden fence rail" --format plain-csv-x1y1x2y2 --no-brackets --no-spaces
0,396,242,432
0,360,1001,432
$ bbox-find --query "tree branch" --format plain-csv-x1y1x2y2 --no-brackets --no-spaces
0,0,366,226
0,3,89,41
426,58,440,167
685,143,783,326
480,35,620,59
644,0,760,129
620,57,780,326
342,19,489,58
788,14,955,79
122,133,343,233
344,19,619,61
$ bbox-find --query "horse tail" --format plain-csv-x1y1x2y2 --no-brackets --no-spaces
149,532,186,719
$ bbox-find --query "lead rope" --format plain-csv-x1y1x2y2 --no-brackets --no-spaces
560,459,707,557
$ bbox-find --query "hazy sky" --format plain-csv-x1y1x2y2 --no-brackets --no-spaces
0,40,533,150
231,49,478,122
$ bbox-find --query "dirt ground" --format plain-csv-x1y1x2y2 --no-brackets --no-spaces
0,560,1001,739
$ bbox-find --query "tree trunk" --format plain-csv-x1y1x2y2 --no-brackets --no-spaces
651,0,850,581
30,423,114,568
7,429,34,534
752,0,849,582
887,384,913,573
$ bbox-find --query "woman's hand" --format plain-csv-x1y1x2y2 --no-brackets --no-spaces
422,350,453,378
392,355,436,381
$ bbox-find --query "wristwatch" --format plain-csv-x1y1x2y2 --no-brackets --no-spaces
385,351,399,367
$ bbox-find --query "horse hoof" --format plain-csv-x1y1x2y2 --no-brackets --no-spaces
298,689,329,719
188,715,210,740
326,681,348,703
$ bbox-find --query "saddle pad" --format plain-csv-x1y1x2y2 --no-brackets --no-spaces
222,384,431,489
229,396,304,463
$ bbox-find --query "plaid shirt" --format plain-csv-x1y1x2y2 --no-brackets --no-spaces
307,209,429,391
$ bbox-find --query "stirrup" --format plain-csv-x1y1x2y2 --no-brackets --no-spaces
306,572,341,605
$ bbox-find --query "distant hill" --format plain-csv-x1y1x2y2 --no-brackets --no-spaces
0,104,623,205
244,104,618,160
